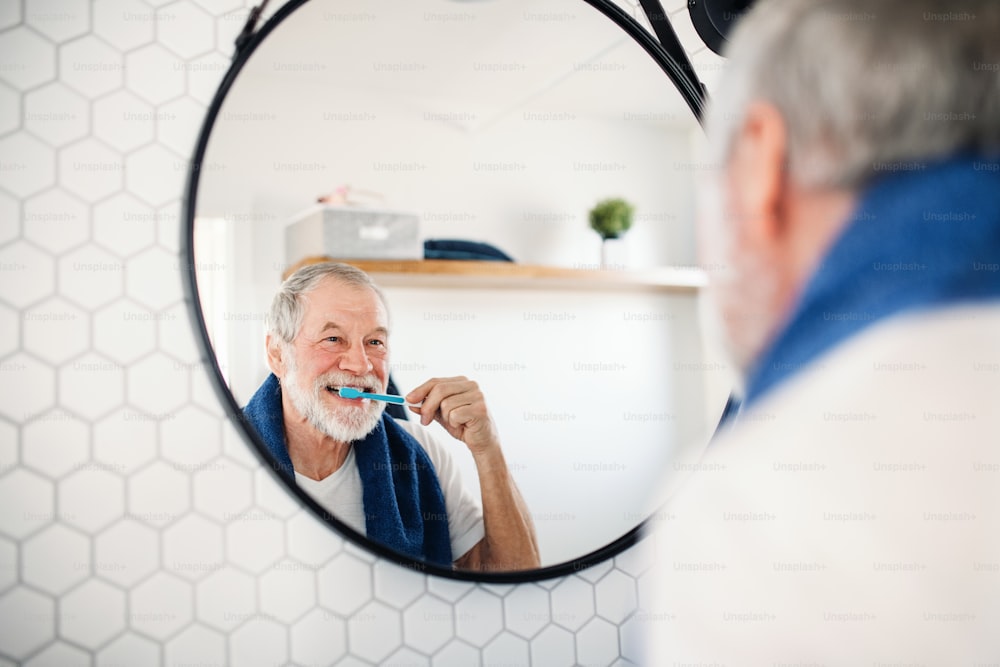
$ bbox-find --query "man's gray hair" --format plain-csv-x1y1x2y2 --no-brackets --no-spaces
268,262,388,343
706,0,1000,190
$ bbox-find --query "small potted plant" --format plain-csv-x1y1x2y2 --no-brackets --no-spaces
589,197,634,269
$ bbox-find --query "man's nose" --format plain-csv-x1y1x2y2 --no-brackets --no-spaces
338,341,372,374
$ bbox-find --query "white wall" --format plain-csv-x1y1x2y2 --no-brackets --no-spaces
196,79,699,270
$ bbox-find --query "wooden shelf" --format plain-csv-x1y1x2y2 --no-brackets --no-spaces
327,259,707,293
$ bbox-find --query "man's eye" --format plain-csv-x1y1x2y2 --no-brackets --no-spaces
325,336,340,343
368,339,385,347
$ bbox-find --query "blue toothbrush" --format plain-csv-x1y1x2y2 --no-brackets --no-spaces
338,387,419,406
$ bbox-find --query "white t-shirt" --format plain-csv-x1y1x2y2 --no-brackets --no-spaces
645,305,1000,664
294,419,485,561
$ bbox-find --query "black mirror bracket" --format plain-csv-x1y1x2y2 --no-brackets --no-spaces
234,0,272,56
637,0,708,122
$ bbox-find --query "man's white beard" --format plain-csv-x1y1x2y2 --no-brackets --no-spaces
282,355,386,443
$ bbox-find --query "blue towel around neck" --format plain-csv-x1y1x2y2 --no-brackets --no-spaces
242,373,453,566
743,154,1000,407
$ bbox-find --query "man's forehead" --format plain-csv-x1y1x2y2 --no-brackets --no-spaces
300,280,387,322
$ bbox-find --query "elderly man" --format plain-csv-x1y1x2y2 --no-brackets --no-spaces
244,262,539,571
647,0,1000,663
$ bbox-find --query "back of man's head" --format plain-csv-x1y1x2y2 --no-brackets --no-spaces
707,0,1000,190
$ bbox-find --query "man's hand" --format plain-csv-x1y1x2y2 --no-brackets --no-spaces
406,375,540,570
405,376,500,456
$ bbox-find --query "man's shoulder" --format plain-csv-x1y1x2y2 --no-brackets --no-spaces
650,305,1000,663
666,302,1000,535
742,302,1000,435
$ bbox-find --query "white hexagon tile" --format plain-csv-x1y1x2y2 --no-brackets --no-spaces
23,188,90,254
0,0,717,664
24,83,89,147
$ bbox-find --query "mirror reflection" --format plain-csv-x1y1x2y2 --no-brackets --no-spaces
193,0,731,571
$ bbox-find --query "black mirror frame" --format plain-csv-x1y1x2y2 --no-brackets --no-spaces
688,0,756,56
181,0,706,583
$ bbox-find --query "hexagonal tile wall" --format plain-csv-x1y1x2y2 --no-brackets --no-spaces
0,241,55,308
531,624,577,666
164,624,226,667
93,518,160,588
194,567,256,632
0,191,19,246
59,579,128,649
0,537,17,593
56,245,124,310
92,193,158,257
229,617,288,667
22,297,89,365
0,133,56,198
187,52,232,104
484,631,531,667
21,409,90,478
0,82,18,135
24,0,90,44
126,352,189,415
59,35,123,97
191,457,254,523
317,551,373,617
123,145,187,208
402,595,455,656
157,1,216,60
0,27,56,90
22,188,89,254
23,641,90,667
161,514,224,581
0,317,18,374
92,407,158,474
93,298,158,365
24,83,89,147
157,96,211,156
128,571,193,640
92,90,156,153
454,588,504,648
58,138,124,202
126,461,191,528
124,44,185,105
224,509,286,574
58,351,126,420
58,466,126,532
0,0,688,664
259,557,318,623
289,606,347,665
95,633,160,666
0,3,20,31
21,523,91,595
0,586,56,660
92,0,155,51
351,600,406,663
0,468,54,540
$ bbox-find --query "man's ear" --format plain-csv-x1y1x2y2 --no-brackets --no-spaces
265,334,286,378
728,100,788,243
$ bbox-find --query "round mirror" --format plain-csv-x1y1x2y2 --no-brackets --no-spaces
183,0,730,580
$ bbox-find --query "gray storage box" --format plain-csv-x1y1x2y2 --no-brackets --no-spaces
284,206,422,263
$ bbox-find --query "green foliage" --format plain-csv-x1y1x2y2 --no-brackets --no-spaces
588,197,634,239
